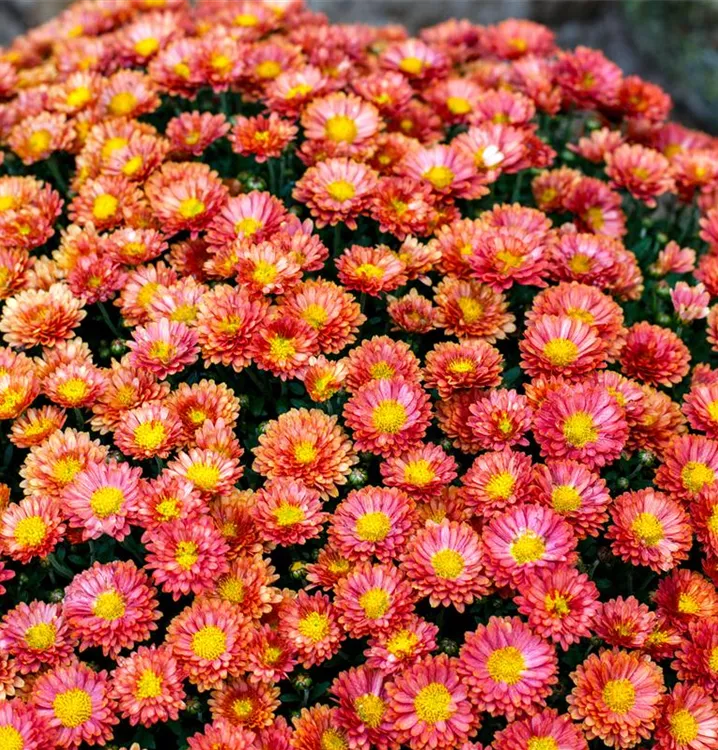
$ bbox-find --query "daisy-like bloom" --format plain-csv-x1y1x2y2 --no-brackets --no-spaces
620,322,691,387
97,69,161,119
63,460,141,542
234,240,302,298
369,177,438,241
253,408,357,498
43,362,106,410
401,144,487,200
253,479,327,547
554,45,623,109
229,112,298,162
653,240,696,276
143,516,230,600
0,371,38,422
673,619,718,699
381,37,449,81
605,143,674,207
329,486,417,563
423,340,503,399
167,447,242,496
683,383,718,439
302,92,381,157
306,546,355,592
344,336,422,394
569,127,624,163
31,661,118,749
380,442,458,500
364,615,439,677
388,290,438,335
344,378,432,458
301,356,347,403
144,162,228,237
563,177,627,238
166,598,249,692
0,699,57,750
460,448,533,519
205,555,281,622
110,645,186,728
431,217,487,279
671,282,710,322
9,112,74,165
63,560,160,658
607,488,692,572
655,435,718,502
65,251,128,305
654,683,718,750
291,705,350,750
515,565,600,650
643,615,684,661
594,596,656,649
245,624,296,685
209,678,280,731
482,504,577,590
0,247,31,301
293,157,378,230
567,649,666,749
166,111,230,157
402,520,491,611
166,379,240,442
206,191,287,247
0,601,76,675
530,459,611,539
493,707,588,750
0,651,22,702
0,494,65,564
385,653,478,750
265,64,330,117
146,276,207,325
68,175,143,232
433,277,516,342
114,403,183,461
467,389,533,450
425,76,484,125
0,561,14,598
655,568,718,632
693,487,718,557
533,382,629,470
279,591,345,669
0,284,85,350
20,427,107,498
0,176,63,251
250,315,319,381
336,244,408,297
458,615,558,721
116,262,178,327
186,719,256,750
334,562,416,639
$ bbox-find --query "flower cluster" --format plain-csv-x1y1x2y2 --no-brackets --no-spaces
0,2,717,749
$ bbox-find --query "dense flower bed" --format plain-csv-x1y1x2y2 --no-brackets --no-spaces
1,1,718,749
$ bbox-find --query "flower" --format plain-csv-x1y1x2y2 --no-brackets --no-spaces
380,442,458,499
460,448,533,519
655,435,718,502
654,569,718,632
254,479,327,547
229,112,298,162
250,315,319,381
423,340,503,399
593,596,656,649
493,708,588,750
605,143,674,206
127,319,199,379
209,678,280,730
619,322,690,387
344,336,422,393
0,494,65,564
336,244,407,297
654,683,718,750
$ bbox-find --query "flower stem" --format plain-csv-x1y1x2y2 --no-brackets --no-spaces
98,302,123,340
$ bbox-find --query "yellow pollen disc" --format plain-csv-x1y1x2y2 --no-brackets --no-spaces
191,625,227,660
101,136,129,159
326,179,356,202
28,130,51,154
708,506,718,535
709,647,718,672
269,335,296,361
92,589,126,621
404,459,435,487
136,669,163,700
178,197,206,220
232,698,254,720
669,709,699,743
551,485,582,513
325,115,358,144
14,515,48,548
0,194,16,211
263,645,282,664
252,260,278,286
681,461,715,494
53,688,93,728
186,462,220,491
602,679,636,714
423,165,454,190
155,498,180,521
184,130,201,146
134,37,159,57
372,399,407,434
328,557,351,575
298,611,329,642
448,357,476,374
0,726,23,750
53,456,82,485
302,303,328,329
413,682,453,724
544,591,570,617
286,83,313,99
137,281,159,308
218,576,245,603
542,338,579,367
446,96,471,115
66,86,91,108
134,421,166,451
562,411,598,448
399,56,424,75
510,530,546,565
431,548,465,579
485,471,515,500
93,193,119,220
175,540,199,570
355,511,391,542
457,296,483,324
567,252,592,274
273,503,305,526
527,738,559,750
293,440,317,465
25,622,56,650
174,61,191,78
109,91,138,116
320,729,348,750
359,587,390,619
631,512,664,547
677,593,700,615
354,693,386,728
496,249,525,272
122,154,144,176
255,60,282,79
188,408,207,425
585,207,605,231
369,361,395,380
57,378,89,405
90,486,125,518
567,307,594,325
387,629,418,657
487,646,526,684
234,12,258,26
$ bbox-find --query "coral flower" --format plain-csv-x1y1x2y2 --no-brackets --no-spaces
186,719,256,750
683,383,718,439
493,708,588,750
654,683,718,750
469,227,549,291
468,389,533,450
291,705,350,750
9,112,74,165
655,435,718,502
605,143,674,206
253,479,327,547
250,315,319,380
593,596,656,649
344,335,422,393
0,698,56,750
0,494,65,564
364,615,439,676
423,340,503,399
619,322,690,387
302,92,381,157
113,402,183,460
336,244,407,297
206,191,287,247
229,112,298,162
654,569,718,632
402,144,487,200
166,111,230,157
567,649,666,749
458,616,558,721
209,678,280,731
380,442,458,499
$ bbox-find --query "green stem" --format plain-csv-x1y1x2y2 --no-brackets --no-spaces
97,302,123,340
267,158,278,195
333,223,342,256
73,408,84,428
46,157,67,193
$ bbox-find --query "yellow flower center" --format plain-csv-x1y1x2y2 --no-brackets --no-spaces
709,647,718,672
387,629,418,657
669,709,699,743
269,335,296,362
53,688,93,728
0,194,16,211
456,296,483,326
707,506,718,535
602,679,636,714
496,249,525,272
234,217,262,237
372,399,407,434
0,727,23,750
255,60,282,79
217,576,245,603
156,498,180,521
109,91,138,116
232,698,254,720
273,503,305,527
431,548,465,579
92,589,126,621
325,115,358,144
370,361,395,379
567,307,594,325
174,61,191,78
136,668,163,699
101,136,129,159
562,411,598,448
121,155,144,176
252,260,278,286
294,440,317,464
134,37,159,58
320,729,348,750
90,486,125,518
298,611,329,642
234,12,259,26
355,511,391,542
53,456,83,485
510,530,546,564
286,83,313,99
57,378,89,405
585,206,605,231
413,682,453,724
92,193,119,220
354,693,386,728
191,625,227,660
551,485,582,513
134,421,166,451
399,57,424,75
544,591,570,617
178,197,206,220
263,645,282,664
631,512,664,547
301,303,328,329
355,263,385,280
175,539,199,570
448,357,476,374
485,471,515,500
359,587,390,619
28,130,51,154
186,462,220,491
14,515,48,548
681,461,715,494
446,96,472,115
25,622,56,650
487,646,526,684
543,338,579,367
527,738,559,750
423,165,454,189
677,593,700,615
403,459,435,487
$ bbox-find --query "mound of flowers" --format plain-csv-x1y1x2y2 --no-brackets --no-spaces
1,1,718,749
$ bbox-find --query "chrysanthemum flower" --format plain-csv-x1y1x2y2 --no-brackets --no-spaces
301,356,348,403
42,362,106,410
493,707,588,750
458,616,558,720
402,144,487,200
116,261,178,327
381,38,449,81
253,479,327,547
250,315,319,381
265,65,330,117
1,493,65,564
209,678,280,731
245,624,296,685
655,435,718,502
229,112,298,162
643,615,684,661
98,69,161,119
570,127,624,163
344,378,432,458
205,554,281,620
654,683,718,750
605,143,674,207
110,644,186,728
69,175,143,232
567,648,666,749
336,244,407,297
0,176,63,251
654,568,718,632
334,562,416,639
369,177,438,241
291,705,350,750
166,598,249,692
620,322,690,387
206,190,287,247
344,336,422,394
683,383,718,439
306,546,355,592
364,615,439,677
380,442,457,500
563,178,627,238
593,596,656,649
424,339,503,399
186,719,256,750
9,111,74,165
302,92,380,158
0,698,56,750
113,402,183,460
167,446,242,496
166,111,230,157
388,290,438,335
670,281,710,322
